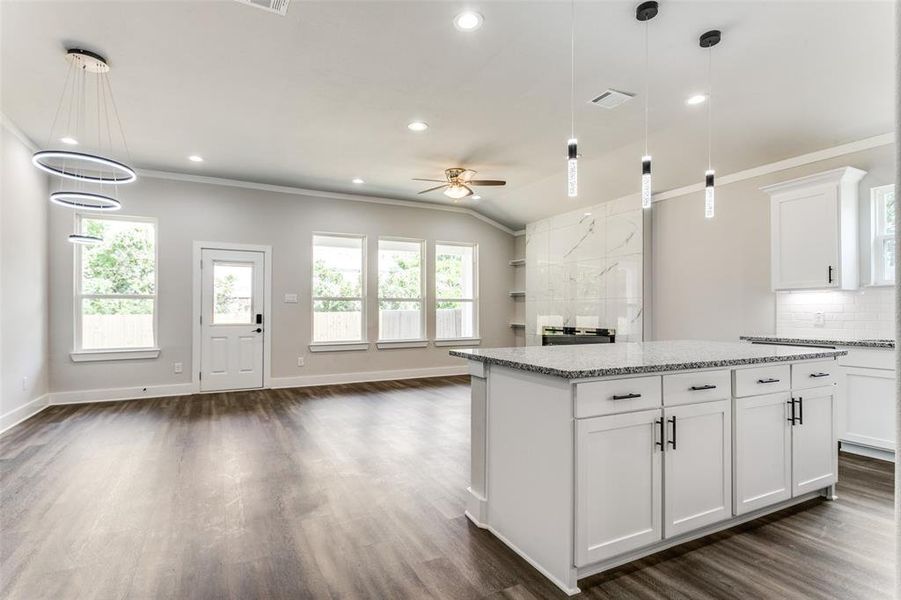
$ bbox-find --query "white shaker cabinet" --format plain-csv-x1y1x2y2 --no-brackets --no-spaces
838,348,896,459
733,392,792,515
663,399,732,537
791,388,837,496
763,167,866,291
575,409,662,566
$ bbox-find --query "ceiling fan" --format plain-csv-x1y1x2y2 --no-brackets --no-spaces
413,168,506,199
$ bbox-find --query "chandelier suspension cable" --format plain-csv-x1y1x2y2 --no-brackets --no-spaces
103,71,132,163
46,60,75,148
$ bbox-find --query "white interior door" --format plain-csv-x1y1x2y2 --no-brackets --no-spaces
200,249,265,391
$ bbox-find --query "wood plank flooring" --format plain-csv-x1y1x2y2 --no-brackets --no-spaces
0,376,893,599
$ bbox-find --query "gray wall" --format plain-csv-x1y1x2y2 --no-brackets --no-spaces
48,176,515,393
652,143,897,342
1,123,49,419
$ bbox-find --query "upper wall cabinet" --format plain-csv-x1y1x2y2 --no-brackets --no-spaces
763,167,866,291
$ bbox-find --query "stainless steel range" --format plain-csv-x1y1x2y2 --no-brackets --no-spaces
541,326,616,346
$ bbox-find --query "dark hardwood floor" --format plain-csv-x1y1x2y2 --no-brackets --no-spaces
0,376,893,599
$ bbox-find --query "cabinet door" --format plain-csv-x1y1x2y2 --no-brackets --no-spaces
734,393,792,515
663,400,732,538
842,368,896,451
792,389,837,496
575,409,662,566
771,186,839,290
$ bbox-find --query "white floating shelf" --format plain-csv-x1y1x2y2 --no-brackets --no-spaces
508,291,525,298
509,258,525,267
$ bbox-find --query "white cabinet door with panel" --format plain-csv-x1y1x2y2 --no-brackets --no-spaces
763,167,865,291
790,389,837,496
663,399,732,537
575,409,662,566
733,392,792,515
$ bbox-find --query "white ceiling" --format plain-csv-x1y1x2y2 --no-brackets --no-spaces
1,1,895,229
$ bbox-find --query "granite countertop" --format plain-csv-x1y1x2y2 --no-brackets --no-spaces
449,340,846,379
740,335,895,349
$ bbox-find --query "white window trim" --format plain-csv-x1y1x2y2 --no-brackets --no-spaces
870,184,896,286
434,241,479,341
377,237,426,343
311,232,368,345
73,214,159,358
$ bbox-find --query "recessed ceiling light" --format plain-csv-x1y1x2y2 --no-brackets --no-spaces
188,155,204,162
352,177,365,184
454,11,483,31
471,195,481,200
60,136,78,145
407,121,429,132
686,94,707,105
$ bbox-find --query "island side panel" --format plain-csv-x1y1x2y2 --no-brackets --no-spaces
486,366,579,595
467,361,489,525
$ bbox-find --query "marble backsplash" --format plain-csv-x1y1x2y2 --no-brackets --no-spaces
524,196,643,346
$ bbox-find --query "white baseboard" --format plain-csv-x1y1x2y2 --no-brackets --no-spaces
0,394,51,435
270,365,468,389
49,383,195,405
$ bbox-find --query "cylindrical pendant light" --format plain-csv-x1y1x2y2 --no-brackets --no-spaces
700,29,721,219
566,0,578,198
636,1,658,209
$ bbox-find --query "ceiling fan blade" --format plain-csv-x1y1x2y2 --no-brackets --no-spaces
418,184,449,194
468,180,506,186
412,178,447,183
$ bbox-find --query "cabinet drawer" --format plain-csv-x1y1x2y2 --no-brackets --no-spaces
791,360,838,389
734,365,791,397
575,376,661,418
662,369,730,406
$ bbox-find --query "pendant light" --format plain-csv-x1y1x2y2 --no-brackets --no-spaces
566,0,578,198
32,48,135,243
699,30,721,219
636,2,658,210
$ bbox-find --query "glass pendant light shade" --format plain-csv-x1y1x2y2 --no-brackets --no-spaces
567,138,578,197
641,155,652,209
705,169,715,219
443,184,470,199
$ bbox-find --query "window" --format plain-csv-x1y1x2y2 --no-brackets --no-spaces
871,185,896,285
213,262,254,324
378,239,424,341
76,215,157,351
435,243,478,339
312,234,366,343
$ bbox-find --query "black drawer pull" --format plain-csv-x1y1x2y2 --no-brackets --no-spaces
757,378,781,384
809,372,830,378
689,384,717,391
667,416,677,449
787,398,797,424
612,393,642,400
654,418,664,451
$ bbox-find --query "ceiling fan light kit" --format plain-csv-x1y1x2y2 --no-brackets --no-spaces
413,167,505,200
33,48,135,243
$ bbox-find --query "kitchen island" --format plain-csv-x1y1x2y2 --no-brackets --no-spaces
450,341,846,595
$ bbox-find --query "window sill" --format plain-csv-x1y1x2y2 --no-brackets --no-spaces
70,348,161,362
866,282,895,288
309,342,370,353
377,339,429,349
433,338,481,347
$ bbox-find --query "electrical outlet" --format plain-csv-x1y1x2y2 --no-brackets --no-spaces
21,376,28,391
814,312,825,327
297,357,305,367
284,293,299,304
174,362,183,374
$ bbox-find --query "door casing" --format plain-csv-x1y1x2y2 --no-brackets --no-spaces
192,241,273,393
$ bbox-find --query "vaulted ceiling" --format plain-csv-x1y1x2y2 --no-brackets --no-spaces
2,1,895,229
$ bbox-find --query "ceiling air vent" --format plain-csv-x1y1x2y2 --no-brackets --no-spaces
590,89,635,109
234,0,290,16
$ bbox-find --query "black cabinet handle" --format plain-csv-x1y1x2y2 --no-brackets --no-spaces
828,265,833,283
689,384,717,391
787,399,797,425
612,393,642,400
757,378,781,384
655,418,664,451
809,372,830,378
667,416,677,449
798,396,803,425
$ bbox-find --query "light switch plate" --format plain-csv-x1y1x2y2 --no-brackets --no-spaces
174,362,183,374
284,293,299,304
814,312,825,327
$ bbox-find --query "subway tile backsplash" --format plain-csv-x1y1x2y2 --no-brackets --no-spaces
775,287,895,341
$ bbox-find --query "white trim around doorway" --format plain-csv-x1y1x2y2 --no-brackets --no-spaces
191,241,273,393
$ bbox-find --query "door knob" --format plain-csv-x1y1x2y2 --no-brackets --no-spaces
253,328,262,333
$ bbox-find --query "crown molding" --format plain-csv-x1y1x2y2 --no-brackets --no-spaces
652,132,894,203
137,168,517,235
0,112,38,152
